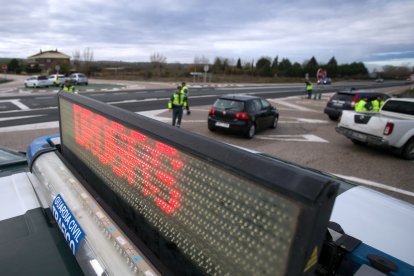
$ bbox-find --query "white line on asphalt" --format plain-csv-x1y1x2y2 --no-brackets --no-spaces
0,99,30,110
334,174,414,198
0,115,45,122
34,96,55,100
298,118,330,123
216,85,301,90
0,121,59,132
256,134,329,143
189,108,209,112
0,106,57,114
136,109,169,122
267,99,317,112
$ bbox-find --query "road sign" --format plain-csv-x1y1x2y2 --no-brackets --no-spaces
55,65,60,72
203,65,209,72
2,64,7,71
316,68,327,81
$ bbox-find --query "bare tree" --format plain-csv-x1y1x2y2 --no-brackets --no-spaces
72,48,94,75
150,52,167,76
72,50,81,71
82,48,94,76
193,55,210,72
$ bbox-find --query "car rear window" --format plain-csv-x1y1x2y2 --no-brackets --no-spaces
213,99,245,111
382,101,414,115
332,93,355,101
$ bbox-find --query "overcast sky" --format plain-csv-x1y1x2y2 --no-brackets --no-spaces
1,0,413,71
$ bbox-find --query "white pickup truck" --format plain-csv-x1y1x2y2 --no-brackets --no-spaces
336,98,414,160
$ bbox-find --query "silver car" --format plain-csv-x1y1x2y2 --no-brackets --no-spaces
70,73,88,85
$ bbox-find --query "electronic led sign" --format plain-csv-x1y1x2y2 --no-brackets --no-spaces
58,93,338,275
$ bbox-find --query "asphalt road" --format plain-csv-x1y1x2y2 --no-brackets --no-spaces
1,79,413,206
133,86,414,205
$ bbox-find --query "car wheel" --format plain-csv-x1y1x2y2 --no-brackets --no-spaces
270,115,278,129
245,124,255,139
208,125,216,132
329,115,339,121
24,84,28,88
402,138,414,160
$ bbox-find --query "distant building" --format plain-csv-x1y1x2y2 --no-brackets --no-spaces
27,49,71,73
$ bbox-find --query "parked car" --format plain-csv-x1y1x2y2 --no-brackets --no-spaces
336,98,414,159
207,94,279,138
324,90,390,121
70,73,88,85
318,77,332,85
47,74,67,87
24,75,50,88
376,78,384,83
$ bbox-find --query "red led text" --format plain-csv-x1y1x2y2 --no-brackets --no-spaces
73,104,182,214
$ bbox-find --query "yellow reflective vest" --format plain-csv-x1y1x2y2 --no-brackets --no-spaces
181,85,189,95
63,85,77,94
355,99,367,112
168,92,187,109
372,100,380,112
306,83,313,91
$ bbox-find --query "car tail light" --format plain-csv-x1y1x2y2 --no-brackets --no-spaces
351,95,358,108
209,107,215,115
235,112,249,121
383,122,394,135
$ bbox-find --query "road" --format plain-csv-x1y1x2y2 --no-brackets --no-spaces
0,78,413,205
136,89,414,205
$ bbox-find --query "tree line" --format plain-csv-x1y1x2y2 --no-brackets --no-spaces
2,53,412,81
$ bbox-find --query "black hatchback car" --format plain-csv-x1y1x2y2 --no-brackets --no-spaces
324,90,390,120
208,94,279,138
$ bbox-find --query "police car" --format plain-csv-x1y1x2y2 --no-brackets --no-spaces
0,91,413,275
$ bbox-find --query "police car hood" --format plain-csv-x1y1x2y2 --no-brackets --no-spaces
330,186,414,266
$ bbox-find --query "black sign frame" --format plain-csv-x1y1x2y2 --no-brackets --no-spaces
58,92,338,275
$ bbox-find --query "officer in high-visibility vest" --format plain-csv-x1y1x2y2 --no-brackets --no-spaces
55,77,61,87
372,96,381,112
61,80,78,94
181,82,190,115
355,97,368,112
168,86,187,127
305,81,313,99
372,96,386,112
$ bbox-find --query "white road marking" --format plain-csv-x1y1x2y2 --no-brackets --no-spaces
136,109,206,123
267,99,317,112
136,109,170,122
216,85,301,90
297,118,330,123
334,174,414,198
0,121,59,132
256,134,329,142
0,99,30,110
0,115,45,122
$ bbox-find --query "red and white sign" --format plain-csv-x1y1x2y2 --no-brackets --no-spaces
1,64,7,71
316,68,327,81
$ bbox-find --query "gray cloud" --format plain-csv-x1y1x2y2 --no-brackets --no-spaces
0,0,413,68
